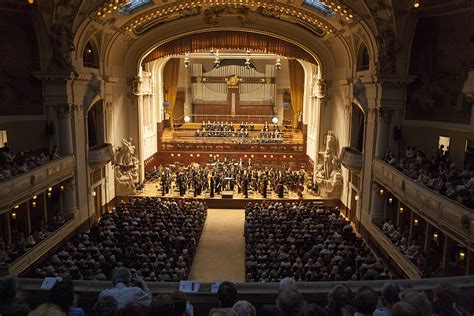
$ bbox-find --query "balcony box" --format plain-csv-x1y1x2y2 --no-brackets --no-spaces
88,143,114,169
340,147,363,172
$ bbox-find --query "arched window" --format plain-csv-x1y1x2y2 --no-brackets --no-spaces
357,44,369,71
83,41,99,69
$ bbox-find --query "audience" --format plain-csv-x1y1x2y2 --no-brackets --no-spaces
233,300,256,316
325,284,352,316
276,289,306,316
384,145,474,208
148,295,175,316
0,275,30,316
99,267,152,309
354,286,379,316
218,282,238,308
30,198,207,282
373,282,399,316
48,280,85,316
93,296,118,316
28,303,65,316
245,201,388,282
0,146,59,182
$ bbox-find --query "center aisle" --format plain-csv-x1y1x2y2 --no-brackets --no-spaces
189,209,246,282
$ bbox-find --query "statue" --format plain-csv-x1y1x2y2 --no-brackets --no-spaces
226,74,242,87
376,29,401,74
83,75,103,112
113,138,139,194
315,130,343,197
49,23,76,74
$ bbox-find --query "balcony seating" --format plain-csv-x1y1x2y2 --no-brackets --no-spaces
88,143,114,168
340,147,363,171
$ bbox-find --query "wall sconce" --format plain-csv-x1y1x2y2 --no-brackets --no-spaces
264,155,267,158
388,197,393,204
283,155,286,158
433,232,438,241
399,207,404,213
32,201,37,208
196,154,200,157
60,185,64,191
33,195,37,200
11,212,16,220
379,188,384,195
14,205,19,209
251,155,254,158
459,251,465,261
270,155,274,158
413,0,421,8
289,155,293,158
184,116,191,123
48,187,52,192
244,155,247,158
171,153,174,157
92,191,97,197
355,195,360,201
210,154,213,157
414,219,419,226
216,154,219,157
177,153,181,157
47,192,52,198
190,154,193,157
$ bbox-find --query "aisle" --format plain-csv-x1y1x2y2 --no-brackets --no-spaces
189,209,246,282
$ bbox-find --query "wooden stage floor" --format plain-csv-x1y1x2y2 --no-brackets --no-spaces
130,183,339,209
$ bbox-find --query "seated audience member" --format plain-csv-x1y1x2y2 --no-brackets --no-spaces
148,295,174,316
117,302,146,316
218,282,238,308
93,295,118,316
48,280,85,316
325,284,352,316
208,308,239,316
354,286,378,316
391,301,418,316
28,304,65,316
432,283,470,316
99,267,152,309
304,304,327,316
0,275,30,316
233,300,257,316
373,282,399,316
277,289,307,316
170,291,194,316
398,290,432,316
259,277,297,316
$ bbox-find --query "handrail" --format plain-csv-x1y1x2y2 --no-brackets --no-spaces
0,155,75,213
373,159,474,248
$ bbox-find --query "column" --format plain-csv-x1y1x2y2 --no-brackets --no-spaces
369,108,392,224
55,104,77,213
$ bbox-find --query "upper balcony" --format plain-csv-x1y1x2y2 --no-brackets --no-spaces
373,159,474,248
0,155,75,213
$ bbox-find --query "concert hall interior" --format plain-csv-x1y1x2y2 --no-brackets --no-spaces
0,0,474,315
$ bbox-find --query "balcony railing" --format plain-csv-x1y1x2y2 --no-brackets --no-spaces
3,219,76,276
0,155,75,213
373,159,474,248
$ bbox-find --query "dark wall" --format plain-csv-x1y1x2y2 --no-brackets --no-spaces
0,9,43,116
406,11,474,123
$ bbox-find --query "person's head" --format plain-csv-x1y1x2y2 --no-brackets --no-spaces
218,282,238,308
0,275,18,303
48,280,75,313
208,308,239,316
354,286,378,315
29,303,66,316
279,277,297,292
327,284,352,308
93,295,118,316
117,303,146,316
399,290,432,316
433,283,460,311
148,295,174,316
112,267,132,286
170,291,187,316
277,289,306,316
392,301,419,316
381,282,399,307
232,300,256,316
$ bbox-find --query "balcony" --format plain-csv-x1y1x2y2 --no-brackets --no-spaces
372,159,474,247
88,143,114,168
340,147,363,172
0,155,75,213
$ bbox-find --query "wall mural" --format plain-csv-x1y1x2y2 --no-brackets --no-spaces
0,10,42,116
406,12,474,123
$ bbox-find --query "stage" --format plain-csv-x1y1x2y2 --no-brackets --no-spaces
128,183,339,209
